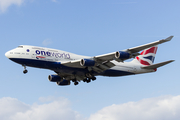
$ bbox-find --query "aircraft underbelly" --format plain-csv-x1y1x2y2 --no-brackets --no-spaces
99,69,135,77
9,58,88,76
10,58,135,77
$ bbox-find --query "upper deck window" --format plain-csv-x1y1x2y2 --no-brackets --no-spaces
18,46,23,48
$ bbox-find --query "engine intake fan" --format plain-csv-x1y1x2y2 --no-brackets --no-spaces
80,59,95,66
48,75,62,82
115,51,130,60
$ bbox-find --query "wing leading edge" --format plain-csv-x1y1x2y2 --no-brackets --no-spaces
126,36,173,53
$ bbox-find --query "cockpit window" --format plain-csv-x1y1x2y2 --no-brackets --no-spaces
18,46,23,48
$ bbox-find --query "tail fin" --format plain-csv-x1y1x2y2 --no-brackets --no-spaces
131,46,158,66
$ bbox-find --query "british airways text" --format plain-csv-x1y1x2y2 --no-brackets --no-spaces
35,50,70,59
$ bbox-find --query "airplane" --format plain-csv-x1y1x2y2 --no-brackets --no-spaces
5,36,174,86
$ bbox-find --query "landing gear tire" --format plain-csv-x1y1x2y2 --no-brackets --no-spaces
74,82,79,85
23,70,28,74
92,77,96,81
22,65,28,74
72,79,79,85
86,78,91,83
83,79,87,82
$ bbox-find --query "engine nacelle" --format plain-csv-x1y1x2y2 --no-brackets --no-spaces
48,75,62,82
56,80,71,86
115,51,130,60
80,59,95,66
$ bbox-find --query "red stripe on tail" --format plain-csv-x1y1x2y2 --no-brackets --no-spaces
136,56,151,65
141,47,157,55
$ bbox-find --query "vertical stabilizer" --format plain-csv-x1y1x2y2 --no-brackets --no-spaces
131,46,158,66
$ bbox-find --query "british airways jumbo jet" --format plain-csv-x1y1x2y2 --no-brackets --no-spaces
5,36,174,86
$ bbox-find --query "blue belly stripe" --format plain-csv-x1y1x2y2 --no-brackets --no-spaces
9,58,134,77
99,69,134,77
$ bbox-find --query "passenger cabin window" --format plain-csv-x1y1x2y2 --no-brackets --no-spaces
18,46,23,48
15,52,20,54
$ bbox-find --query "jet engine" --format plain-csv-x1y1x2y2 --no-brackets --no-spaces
115,51,130,60
48,75,62,82
48,75,71,86
80,59,95,66
56,80,71,86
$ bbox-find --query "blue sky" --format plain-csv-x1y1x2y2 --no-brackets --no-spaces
0,0,180,119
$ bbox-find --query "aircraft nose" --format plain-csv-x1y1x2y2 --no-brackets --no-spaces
5,51,10,58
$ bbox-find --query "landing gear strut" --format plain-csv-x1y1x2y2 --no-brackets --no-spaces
22,65,28,74
85,73,96,83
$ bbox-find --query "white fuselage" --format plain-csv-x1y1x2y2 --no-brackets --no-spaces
5,36,174,85
5,45,155,78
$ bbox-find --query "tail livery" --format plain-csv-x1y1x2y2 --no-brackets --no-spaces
136,46,158,66
133,46,174,70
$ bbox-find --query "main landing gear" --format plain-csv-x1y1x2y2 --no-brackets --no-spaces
82,73,96,83
72,79,79,86
83,76,96,83
72,76,96,86
22,65,28,74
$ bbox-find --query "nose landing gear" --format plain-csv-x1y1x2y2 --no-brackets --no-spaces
22,65,28,74
23,70,28,74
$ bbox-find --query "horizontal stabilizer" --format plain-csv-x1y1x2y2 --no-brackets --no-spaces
141,60,174,69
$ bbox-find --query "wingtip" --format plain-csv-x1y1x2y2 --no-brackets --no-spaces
159,36,174,43
169,60,175,62
165,35,174,41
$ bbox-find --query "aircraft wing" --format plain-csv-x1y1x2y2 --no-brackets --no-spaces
61,36,173,73
61,59,115,73
61,60,85,68
93,36,173,62
125,36,173,53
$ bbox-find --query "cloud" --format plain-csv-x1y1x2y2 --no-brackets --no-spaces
1,95,180,120
0,97,30,120
0,0,24,13
89,95,180,120
0,97,84,120
42,39,52,46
